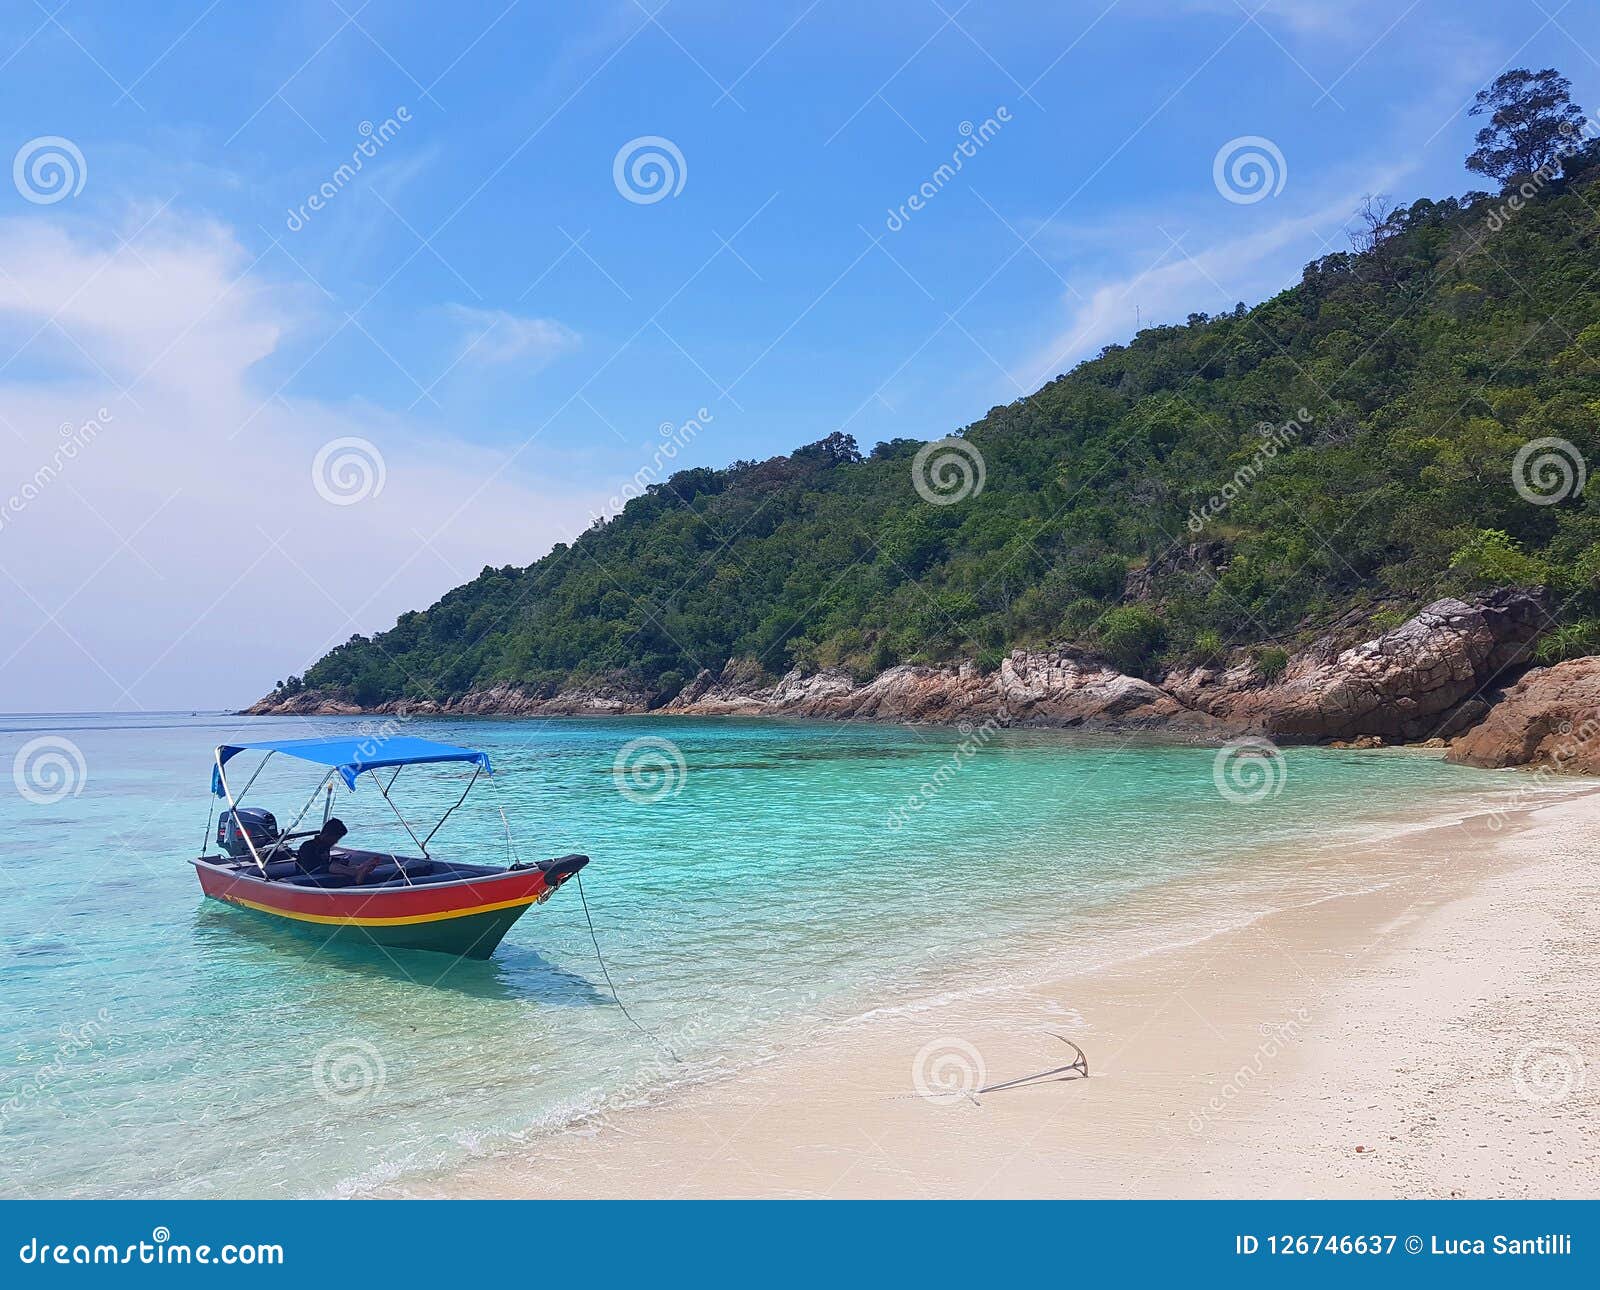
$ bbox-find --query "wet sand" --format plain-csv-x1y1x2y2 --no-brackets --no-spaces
430,785,1598,1198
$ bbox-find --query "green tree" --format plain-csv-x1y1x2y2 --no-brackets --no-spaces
1097,605,1166,674
280,135,1600,705
1448,530,1551,588
1466,68,1585,184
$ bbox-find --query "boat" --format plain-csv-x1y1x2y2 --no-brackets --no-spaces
193,734,588,959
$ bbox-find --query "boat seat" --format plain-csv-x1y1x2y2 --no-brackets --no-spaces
366,860,436,883
278,860,438,889
362,874,442,889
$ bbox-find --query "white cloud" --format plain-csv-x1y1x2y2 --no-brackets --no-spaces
1008,32,1507,393
0,212,603,711
447,305,580,367
1010,115,1459,389
1012,197,1350,389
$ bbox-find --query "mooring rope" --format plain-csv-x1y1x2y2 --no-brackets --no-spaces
574,870,678,1062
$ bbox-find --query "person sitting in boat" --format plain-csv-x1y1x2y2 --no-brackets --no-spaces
294,818,379,883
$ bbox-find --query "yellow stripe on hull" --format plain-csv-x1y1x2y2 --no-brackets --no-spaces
217,891,543,927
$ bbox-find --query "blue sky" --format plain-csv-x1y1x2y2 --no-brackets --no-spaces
3,0,1599,709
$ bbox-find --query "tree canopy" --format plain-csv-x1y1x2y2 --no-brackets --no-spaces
275,96,1600,709
1467,67,1586,183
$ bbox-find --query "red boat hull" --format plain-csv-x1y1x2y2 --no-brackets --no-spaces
192,860,560,959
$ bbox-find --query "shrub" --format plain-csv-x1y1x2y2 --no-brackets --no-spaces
1098,604,1167,673
1448,529,1550,587
1192,628,1223,661
1255,645,1289,680
1535,619,1600,663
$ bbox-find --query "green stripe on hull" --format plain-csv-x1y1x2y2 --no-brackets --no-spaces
344,904,535,959
212,897,535,960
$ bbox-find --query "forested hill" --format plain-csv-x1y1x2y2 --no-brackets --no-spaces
269,156,1600,711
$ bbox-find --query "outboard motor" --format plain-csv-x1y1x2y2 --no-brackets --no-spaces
217,807,279,858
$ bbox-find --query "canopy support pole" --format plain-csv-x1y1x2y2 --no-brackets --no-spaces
230,750,275,807
213,749,268,876
488,773,524,869
369,769,428,881
260,771,336,868
421,765,481,850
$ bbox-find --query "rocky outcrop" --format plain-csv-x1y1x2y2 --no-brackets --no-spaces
660,651,1204,729
1168,589,1547,742
246,676,657,718
247,588,1562,756
246,692,365,716
1446,657,1600,774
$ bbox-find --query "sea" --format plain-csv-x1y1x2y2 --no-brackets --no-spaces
0,710,1551,1197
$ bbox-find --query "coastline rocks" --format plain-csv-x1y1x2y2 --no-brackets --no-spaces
245,588,1567,760
1446,657,1600,773
1166,590,1546,743
245,692,365,716
660,650,1202,729
246,676,657,718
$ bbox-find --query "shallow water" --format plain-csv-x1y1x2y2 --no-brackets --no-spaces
0,711,1543,1197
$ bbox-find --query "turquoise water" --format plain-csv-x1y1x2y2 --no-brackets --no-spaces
0,711,1525,1198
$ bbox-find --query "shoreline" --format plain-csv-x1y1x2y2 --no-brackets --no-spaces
244,591,1552,754
415,782,1598,1200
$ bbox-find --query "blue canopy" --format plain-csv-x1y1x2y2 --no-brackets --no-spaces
212,735,493,795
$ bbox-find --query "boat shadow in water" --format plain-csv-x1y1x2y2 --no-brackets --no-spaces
192,902,612,1006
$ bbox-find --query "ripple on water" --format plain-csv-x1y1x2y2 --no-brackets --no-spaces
0,712,1514,1197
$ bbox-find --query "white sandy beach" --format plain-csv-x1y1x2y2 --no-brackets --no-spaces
428,782,1598,1200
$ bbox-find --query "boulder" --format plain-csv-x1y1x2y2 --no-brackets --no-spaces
1447,657,1600,773
244,692,364,716
667,649,1208,729
244,590,1550,746
1171,589,1547,742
